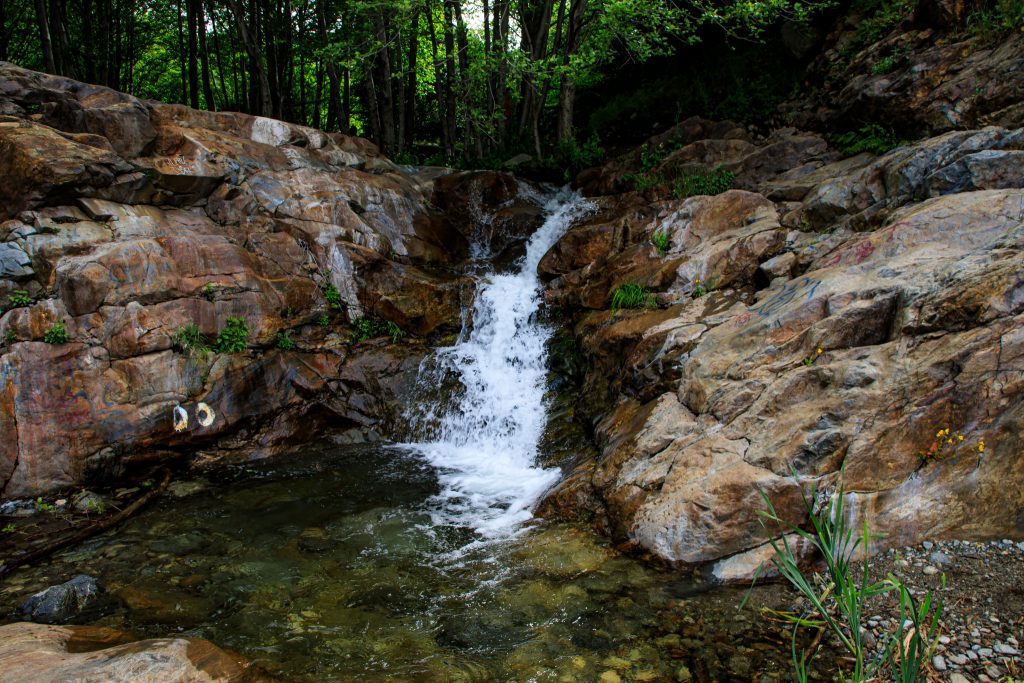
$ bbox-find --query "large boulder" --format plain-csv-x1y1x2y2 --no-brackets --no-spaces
0,622,274,682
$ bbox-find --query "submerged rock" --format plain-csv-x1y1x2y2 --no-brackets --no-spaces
16,575,110,624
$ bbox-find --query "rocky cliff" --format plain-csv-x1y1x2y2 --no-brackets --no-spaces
0,63,547,498
541,115,1024,578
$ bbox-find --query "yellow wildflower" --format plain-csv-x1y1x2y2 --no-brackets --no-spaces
957,435,964,441
978,441,985,453
817,347,823,355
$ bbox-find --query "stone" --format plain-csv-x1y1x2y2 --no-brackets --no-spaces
70,490,108,514
0,622,273,682
949,675,971,683
932,655,947,671
993,642,1018,655
16,575,109,624
922,565,939,575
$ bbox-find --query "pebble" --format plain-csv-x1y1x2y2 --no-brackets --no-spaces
922,541,934,550
932,655,947,671
922,565,939,575
949,675,970,683
938,635,951,645
994,642,1018,655
977,647,993,657
948,654,968,665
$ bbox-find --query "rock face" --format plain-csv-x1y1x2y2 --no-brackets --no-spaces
0,63,524,497
781,25,1024,136
544,122,1024,578
0,622,274,682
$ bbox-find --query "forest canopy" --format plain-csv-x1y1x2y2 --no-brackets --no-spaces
0,0,832,164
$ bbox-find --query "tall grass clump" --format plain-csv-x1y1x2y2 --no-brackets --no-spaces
748,473,942,682
610,283,655,312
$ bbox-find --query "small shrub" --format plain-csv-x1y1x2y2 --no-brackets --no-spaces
276,330,296,350
200,283,216,301
672,168,735,199
831,124,904,157
802,347,823,366
317,313,331,327
34,497,56,514
173,323,211,358
1,522,15,533
966,0,1024,40
610,283,655,312
8,290,31,308
43,321,69,344
324,284,343,310
215,317,250,353
651,230,670,257
350,316,406,343
691,278,707,299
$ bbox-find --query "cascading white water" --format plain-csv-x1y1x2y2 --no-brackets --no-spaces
401,188,593,540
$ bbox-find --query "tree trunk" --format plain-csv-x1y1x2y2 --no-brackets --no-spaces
404,6,420,153
197,0,216,109
556,0,586,143
426,0,450,158
442,0,457,157
186,0,200,108
34,0,57,73
224,0,272,116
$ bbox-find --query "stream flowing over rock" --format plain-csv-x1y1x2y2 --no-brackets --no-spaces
0,62,546,497
542,117,1024,577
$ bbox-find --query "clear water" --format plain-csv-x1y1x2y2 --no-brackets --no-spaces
0,189,825,681
0,445,806,682
401,190,595,541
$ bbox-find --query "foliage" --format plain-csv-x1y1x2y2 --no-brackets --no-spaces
691,278,708,299
215,317,250,353
275,330,296,351
651,230,670,257
317,314,331,328
3,329,15,346
871,53,898,75
8,290,32,308
831,124,904,157
749,473,942,683
610,283,655,312
672,168,735,199
350,316,405,344
1,522,15,533
324,284,343,311
845,0,918,56
34,497,57,514
201,283,216,301
172,323,211,358
43,321,69,345
966,0,1024,39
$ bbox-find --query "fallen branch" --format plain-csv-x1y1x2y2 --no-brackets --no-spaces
0,468,171,577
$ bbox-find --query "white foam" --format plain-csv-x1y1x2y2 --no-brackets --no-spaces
401,189,593,540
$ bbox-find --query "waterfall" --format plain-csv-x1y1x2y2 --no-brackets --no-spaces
401,188,593,541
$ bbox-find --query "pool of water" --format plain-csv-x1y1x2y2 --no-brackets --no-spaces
0,443,828,682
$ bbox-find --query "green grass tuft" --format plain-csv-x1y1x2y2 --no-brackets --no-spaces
610,283,655,312
173,323,211,358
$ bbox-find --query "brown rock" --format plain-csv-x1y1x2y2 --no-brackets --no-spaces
0,622,274,682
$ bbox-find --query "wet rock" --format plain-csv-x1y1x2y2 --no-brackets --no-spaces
16,575,110,624
70,490,108,514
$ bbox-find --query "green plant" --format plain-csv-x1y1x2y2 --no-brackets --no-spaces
201,283,216,301
8,290,31,308
324,284,343,310
34,497,57,514
2,522,15,533
317,314,331,327
3,329,15,346
215,317,250,353
748,473,942,683
965,0,1024,40
350,316,406,343
610,283,655,312
651,230,670,257
672,168,735,199
172,323,211,358
831,124,904,157
85,499,107,515
276,330,296,350
871,53,898,75
802,347,823,366
43,321,69,345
